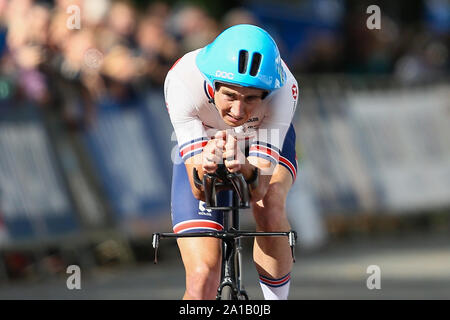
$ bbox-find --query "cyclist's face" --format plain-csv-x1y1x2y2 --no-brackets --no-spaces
214,84,265,127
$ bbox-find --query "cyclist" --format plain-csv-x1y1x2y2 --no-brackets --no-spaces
164,24,299,300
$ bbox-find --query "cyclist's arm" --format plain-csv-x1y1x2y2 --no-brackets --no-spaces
165,75,211,200
241,156,273,202
184,153,207,201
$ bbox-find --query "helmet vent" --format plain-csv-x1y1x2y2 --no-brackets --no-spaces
249,52,262,76
238,50,248,74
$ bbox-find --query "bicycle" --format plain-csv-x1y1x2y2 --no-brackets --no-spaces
152,164,297,300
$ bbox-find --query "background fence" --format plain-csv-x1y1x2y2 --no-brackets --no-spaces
294,76,450,215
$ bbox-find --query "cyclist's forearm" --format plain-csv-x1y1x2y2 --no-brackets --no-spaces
239,160,256,181
185,154,207,201
245,156,273,202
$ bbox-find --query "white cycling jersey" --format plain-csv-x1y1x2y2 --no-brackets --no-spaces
164,48,299,164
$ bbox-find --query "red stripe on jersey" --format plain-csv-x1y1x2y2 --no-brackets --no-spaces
180,141,208,157
169,58,182,71
279,156,296,179
249,145,280,158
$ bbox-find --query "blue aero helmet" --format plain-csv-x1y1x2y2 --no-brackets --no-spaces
196,24,286,95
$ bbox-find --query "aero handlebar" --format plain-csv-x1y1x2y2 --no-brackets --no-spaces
193,164,251,210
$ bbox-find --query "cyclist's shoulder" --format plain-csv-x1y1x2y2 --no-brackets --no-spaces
267,61,298,103
165,49,205,93
262,60,299,119
165,49,210,111
281,59,298,85
168,48,202,76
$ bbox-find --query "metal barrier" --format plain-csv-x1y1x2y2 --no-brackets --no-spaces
292,75,450,215
0,104,79,245
81,94,171,237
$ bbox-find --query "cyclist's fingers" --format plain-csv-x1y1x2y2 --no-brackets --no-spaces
205,139,218,151
209,143,223,159
224,159,241,173
225,133,237,148
222,149,236,161
203,152,222,165
215,138,225,149
223,142,243,158
215,149,224,160
214,130,227,141
202,144,214,160
206,139,224,155
203,163,218,174
202,153,219,171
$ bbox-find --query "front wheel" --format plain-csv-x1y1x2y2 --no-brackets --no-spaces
219,285,236,300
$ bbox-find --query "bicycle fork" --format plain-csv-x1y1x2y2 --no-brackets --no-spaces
215,230,297,300
216,237,239,299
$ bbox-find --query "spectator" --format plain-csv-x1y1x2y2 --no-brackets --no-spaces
169,4,220,53
135,15,179,87
222,7,260,28
106,0,137,47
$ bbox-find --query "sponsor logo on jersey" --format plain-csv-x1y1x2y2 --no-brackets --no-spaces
198,201,212,216
246,117,259,123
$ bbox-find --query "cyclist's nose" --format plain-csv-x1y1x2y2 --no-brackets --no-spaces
230,101,245,118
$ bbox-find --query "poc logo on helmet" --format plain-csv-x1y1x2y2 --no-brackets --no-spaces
215,70,234,80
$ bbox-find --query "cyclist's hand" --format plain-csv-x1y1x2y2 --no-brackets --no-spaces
202,134,225,174
224,132,245,173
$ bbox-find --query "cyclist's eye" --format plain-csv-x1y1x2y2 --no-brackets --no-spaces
245,96,259,104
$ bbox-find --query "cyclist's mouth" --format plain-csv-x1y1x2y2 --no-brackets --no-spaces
226,113,243,123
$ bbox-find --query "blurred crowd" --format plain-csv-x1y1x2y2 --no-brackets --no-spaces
0,0,261,130
341,0,449,79
287,0,449,78
0,0,448,130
